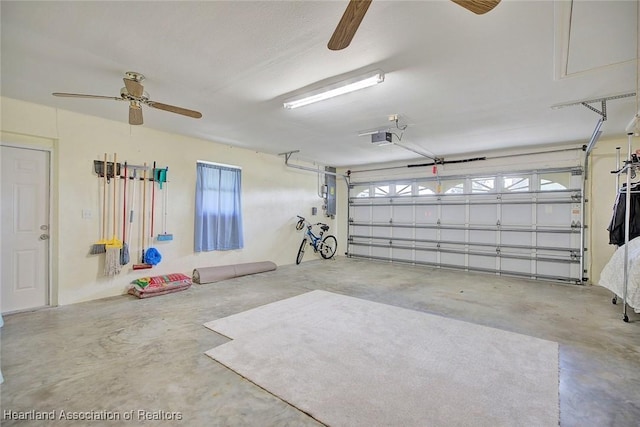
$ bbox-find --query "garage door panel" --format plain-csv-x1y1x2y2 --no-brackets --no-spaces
415,206,438,224
470,230,496,244
415,250,437,264
392,206,414,222
350,244,370,257
469,205,498,225
415,228,438,240
351,225,370,236
441,252,465,266
372,226,391,238
537,233,572,248
352,206,371,221
441,205,465,224
372,208,391,222
371,245,391,258
501,231,532,246
537,260,571,278
393,248,413,261
440,229,465,242
392,227,414,239
537,203,571,226
502,258,532,274
469,254,496,270
502,204,533,225
502,247,533,256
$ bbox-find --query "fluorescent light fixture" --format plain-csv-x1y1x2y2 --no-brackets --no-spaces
283,70,384,109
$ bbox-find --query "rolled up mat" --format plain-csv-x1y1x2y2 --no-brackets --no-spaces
193,261,277,284
128,282,191,299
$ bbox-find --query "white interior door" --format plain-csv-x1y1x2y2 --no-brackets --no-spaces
1,146,50,312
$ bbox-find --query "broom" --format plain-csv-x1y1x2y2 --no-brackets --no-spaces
105,153,123,276
90,153,108,254
133,163,152,270
156,167,173,241
120,162,130,265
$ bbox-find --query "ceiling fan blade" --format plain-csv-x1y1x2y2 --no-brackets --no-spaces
146,101,202,119
129,103,143,125
52,92,122,101
123,78,144,98
450,0,501,15
327,0,372,51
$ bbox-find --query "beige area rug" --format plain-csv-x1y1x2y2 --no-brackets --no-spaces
204,290,559,427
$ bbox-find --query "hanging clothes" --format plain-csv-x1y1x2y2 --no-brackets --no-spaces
608,183,640,246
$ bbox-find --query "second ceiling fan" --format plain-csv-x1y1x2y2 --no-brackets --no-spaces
327,0,501,51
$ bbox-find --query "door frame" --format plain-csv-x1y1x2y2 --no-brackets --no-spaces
1,142,55,311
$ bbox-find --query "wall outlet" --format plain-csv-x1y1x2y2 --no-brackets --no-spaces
82,209,92,219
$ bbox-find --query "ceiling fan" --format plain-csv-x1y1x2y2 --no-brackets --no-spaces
52,71,202,125
327,0,501,51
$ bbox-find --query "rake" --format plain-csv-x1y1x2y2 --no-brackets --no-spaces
133,163,152,270
105,153,122,276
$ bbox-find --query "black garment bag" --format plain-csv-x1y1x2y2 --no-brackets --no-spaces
608,182,640,246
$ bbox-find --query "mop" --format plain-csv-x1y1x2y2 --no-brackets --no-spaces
105,153,123,276
156,167,173,241
90,153,108,254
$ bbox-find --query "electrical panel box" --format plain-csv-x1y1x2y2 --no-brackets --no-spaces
325,166,336,217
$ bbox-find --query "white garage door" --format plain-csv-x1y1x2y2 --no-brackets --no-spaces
348,167,585,284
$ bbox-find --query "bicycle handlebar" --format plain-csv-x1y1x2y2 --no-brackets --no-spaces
296,215,329,230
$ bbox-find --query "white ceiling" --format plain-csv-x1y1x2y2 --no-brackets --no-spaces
1,1,638,167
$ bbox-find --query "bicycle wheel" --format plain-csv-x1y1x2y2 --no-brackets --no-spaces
296,239,307,265
320,235,337,259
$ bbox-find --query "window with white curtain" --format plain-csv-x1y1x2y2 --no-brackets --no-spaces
194,161,243,252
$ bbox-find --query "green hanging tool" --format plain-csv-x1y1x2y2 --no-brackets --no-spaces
155,167,173,241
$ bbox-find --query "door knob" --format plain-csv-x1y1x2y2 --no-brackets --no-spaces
39,234,49,240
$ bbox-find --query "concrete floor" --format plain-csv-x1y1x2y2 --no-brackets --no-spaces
1,258,639,426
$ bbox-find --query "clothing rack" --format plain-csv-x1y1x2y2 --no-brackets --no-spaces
610,135,639,322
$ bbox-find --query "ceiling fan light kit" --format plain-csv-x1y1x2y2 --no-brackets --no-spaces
283,70,384,109
52,71,202,126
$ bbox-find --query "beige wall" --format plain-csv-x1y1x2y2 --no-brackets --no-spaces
1,97,334,306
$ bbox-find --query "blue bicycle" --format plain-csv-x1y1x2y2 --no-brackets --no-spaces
295,215,337,264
